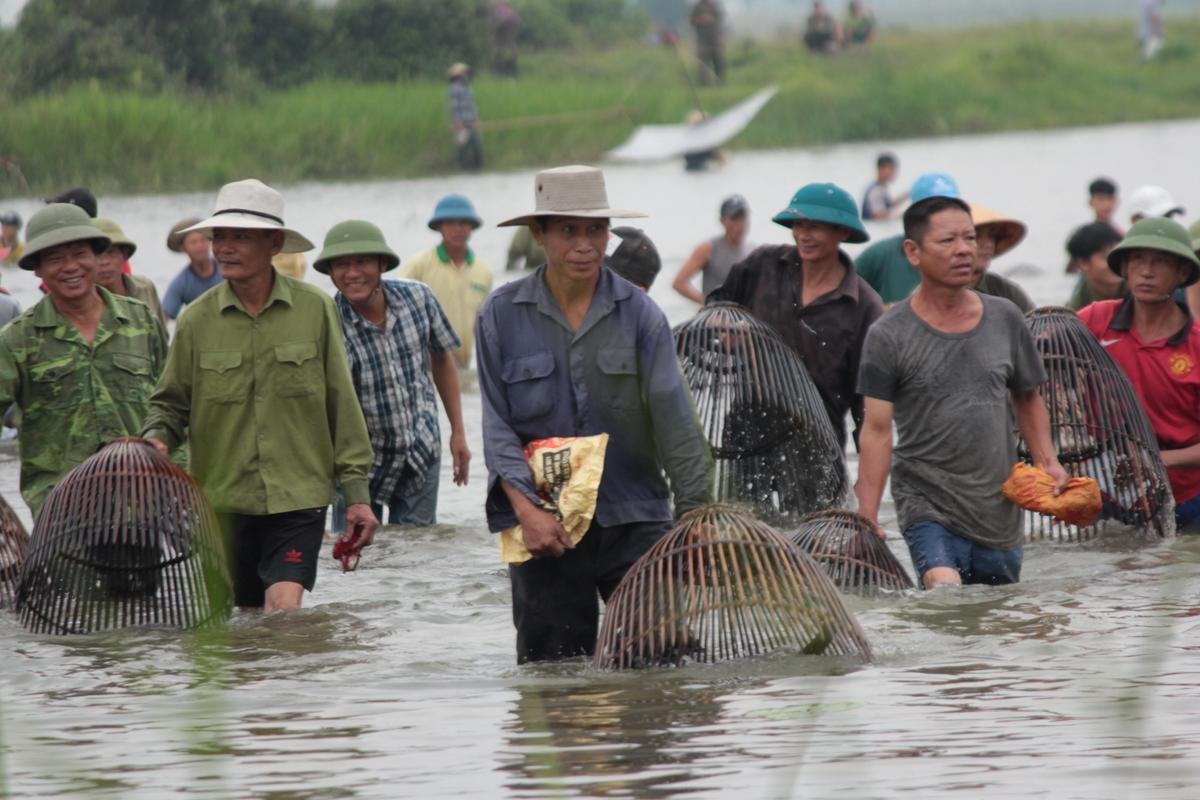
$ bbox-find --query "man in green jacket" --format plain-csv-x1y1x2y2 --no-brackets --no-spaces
0,203,167,517
143,179,378,612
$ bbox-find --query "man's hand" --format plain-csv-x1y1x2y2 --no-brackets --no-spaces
145,436,169,459
450,432,470,486
519,505,574,559
341,503,380,549
1040,461,1070,496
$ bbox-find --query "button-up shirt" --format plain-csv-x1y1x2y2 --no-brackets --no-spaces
477,265,713,532
0,289,167,515
337,279,460,505
142,274,373,514
709,244,885,448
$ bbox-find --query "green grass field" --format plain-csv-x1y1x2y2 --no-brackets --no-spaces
1,16,1197,196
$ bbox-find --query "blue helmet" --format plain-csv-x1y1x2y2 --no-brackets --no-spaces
428,194,482,230
910,172,961,203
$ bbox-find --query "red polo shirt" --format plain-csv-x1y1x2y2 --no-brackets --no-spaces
1077,298,1200,504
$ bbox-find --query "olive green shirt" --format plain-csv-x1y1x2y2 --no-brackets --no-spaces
0,288,167,515
142,274,372,514
122,273,168,328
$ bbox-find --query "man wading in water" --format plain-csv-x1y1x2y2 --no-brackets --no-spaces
143,179,378,612
478,165,713,663
855,195,1067,588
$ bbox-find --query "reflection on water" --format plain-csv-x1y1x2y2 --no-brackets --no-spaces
4,121,1200,797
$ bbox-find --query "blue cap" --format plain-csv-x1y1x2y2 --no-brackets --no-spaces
910,172,961,203
428,194,482,230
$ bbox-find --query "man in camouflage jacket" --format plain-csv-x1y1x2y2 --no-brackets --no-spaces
0,204,166,516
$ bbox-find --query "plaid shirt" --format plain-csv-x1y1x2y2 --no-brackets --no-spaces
336,280,460,505
448,81,478,126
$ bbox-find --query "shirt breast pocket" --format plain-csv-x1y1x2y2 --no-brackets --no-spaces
29,357,78,409
597,347,641,411
109,352,153,402
273,341,322,397
502,351,556,422
198,350,247,403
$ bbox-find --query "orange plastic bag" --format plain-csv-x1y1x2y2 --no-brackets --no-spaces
1001,462,1102,528
499,434,609,564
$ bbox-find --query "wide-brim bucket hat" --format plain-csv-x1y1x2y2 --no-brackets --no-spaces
313,220,400,275
180,178,314,253
772,182,869,244
428,194,483,230
93,218,137,258
167,216,204,252
498,165,647,227
969,203,1027,258
1107,217,1200,287
18,203,110,270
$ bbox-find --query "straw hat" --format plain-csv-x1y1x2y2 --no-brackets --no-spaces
167,217,204,252
92,218,138,257
498,165,646,228
447,63,470,80
969,203,1027,258
180,179,314,253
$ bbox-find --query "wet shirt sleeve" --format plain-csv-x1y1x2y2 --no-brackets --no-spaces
1007,307,1048,392
856,320,898,402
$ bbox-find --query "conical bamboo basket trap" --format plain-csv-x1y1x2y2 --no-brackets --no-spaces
1021,307,1175,541
594,505,872,669
789,509,914,592
0,492,28,608
16,438,232,634
673,303,847,524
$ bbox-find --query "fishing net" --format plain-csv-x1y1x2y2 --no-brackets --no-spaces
1021,307,1175,541
673,303,847,524
789,510,914,593
0,493,28,608
16,438,232,634
594,505,871,669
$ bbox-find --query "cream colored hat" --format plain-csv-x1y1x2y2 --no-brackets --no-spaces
498,165,647,228
969,202,1027,258
180,178,314,253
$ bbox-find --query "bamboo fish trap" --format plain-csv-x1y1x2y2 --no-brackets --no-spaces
789,510,914,593
0,493,28,608
673,303,847,524
594,506,872,669
1021,307,1175,541
16,438,232,634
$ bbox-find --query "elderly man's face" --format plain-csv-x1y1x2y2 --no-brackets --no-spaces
212,228,283,282
790,219,847,264
182,231,211,264
35,240,98,302
1122,248,1189,306
904,208,977,288
533,216,609,283
329,254,384,304
94,244,128,293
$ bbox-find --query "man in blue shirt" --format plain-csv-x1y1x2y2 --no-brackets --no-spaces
162,216,222,319
480,165,713,663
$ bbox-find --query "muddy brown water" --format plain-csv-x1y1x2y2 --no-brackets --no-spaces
2,120,1200,798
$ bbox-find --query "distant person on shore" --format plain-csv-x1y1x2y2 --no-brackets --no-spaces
1127,185,1183,225
672,194,751,303
1,204,166,517
491,1,521,77
1064,222,1125,310
967,204,1033,313
0,211,23,266
481,165,712,662
683,110,723,171
1077,217,1200,527
92,218,167,326
162,216,222,319
709,182,883,448
856,171,961,304
143,179,378,612
1140,0,1164,61
861,152,907,221
608,226,662,291
402,194,493,370
505,225,547,271
856,195,1067,589
1088,177,1120,230
842,1,876,46
690,0,726,86
315,220,469,532
447,63,483,172
45,187,97,218
803,1,841,54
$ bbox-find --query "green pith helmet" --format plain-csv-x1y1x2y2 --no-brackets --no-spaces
771,182,870,244
1107,216,1200,287
92,218,138,258
18,203,110,271
1189,218,1200,257
313,220,400,275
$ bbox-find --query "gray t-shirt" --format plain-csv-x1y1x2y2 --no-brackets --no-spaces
857,294,1046,549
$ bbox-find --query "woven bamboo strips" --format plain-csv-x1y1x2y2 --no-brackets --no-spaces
0,493,28,608
789,509,914,593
